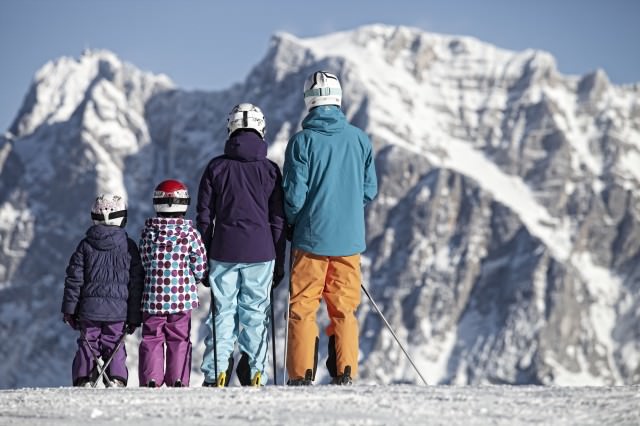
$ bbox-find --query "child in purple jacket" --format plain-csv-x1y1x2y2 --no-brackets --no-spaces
62,194,144,387
197,103,286,386
138,179,207,387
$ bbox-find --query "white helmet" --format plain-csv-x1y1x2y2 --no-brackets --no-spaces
153,179,190,214
303,71,342,111
91,194,127,227
227,103,266,138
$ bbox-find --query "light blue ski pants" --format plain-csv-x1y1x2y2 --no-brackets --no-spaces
201,259,273,385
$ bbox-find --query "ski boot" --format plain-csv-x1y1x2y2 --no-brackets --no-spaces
110,378,126,388
287,369,313,386
250,372,262,387
75,377,93,388
216,372,227,387
203,355,234,387
330,366,352,385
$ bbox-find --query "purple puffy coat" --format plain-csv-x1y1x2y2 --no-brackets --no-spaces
196,130,286,275
62,224,144,324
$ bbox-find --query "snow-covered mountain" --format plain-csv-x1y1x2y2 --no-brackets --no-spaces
1,25,639,388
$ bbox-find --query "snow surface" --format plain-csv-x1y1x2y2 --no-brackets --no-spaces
0,385,638,425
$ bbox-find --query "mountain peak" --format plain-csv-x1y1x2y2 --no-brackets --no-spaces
10,50,173,138
267,24,559,90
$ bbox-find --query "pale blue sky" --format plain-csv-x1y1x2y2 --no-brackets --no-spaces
1,0,638,132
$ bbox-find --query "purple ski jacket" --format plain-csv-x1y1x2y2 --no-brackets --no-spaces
62,224,144,324
196,130,286,275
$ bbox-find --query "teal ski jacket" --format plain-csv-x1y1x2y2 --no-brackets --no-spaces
283,105,378,256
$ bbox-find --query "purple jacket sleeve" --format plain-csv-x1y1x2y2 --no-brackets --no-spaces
269,162,286,276
196,162,215,253
61,240,85,315
126,238,144,325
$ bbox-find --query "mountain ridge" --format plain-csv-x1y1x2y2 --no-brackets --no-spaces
1,24,639,388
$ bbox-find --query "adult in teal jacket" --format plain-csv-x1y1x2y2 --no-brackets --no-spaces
283,104,378,254
282,71,377,385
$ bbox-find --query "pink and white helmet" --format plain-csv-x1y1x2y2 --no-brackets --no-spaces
153,179,190,213
91,194,127,227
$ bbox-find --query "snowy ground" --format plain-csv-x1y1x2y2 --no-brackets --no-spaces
0,385,638,425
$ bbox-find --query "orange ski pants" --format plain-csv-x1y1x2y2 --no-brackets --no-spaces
286,249,361,380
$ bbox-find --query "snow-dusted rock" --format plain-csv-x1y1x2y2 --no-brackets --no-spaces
0,25,639,388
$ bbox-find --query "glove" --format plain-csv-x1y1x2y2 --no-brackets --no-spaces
125,323,139,335
286,225,294,242
272,269,285,289
63,313,78,330
200,274,210,288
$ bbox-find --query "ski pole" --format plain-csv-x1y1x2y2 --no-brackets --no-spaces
81,332,103,381
270,286,277,385
92,332,127,388
283,289,290,385
177,340,192,387
361,284,428,386
210,288,219,384
283,245,293,385
80,330,100,368
67,317,104,381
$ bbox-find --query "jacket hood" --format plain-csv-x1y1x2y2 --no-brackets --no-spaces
85,224,127,251
224,130,267,162
302,105,346,135
144,217,194,242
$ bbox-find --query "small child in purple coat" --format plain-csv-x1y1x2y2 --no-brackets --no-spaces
138,179,207,387
62,194,144,387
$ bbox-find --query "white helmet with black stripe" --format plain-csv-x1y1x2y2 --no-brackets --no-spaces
91,194,127,227
227,103,266,138
303,71,342,111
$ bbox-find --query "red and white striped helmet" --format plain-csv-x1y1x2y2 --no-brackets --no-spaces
153,179,190,213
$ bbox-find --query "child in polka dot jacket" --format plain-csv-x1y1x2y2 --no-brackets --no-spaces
137,179,207,387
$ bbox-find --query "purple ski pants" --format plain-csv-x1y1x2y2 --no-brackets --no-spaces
138,311,192,387
72,319,127,385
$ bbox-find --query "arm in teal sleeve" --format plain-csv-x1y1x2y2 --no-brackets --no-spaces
363,137,378,204
282,135,309,225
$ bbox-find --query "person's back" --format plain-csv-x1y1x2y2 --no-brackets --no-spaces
71,225,138,320
199,128,283,264
137,179,207,388
197,103,285,387
62,194,144,387
139,217,204,314
284,104,377,256
282,71,377,386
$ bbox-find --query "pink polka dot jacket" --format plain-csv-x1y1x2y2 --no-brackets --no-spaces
139,218,207,315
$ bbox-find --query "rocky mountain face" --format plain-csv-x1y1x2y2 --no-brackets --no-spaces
1,25,639,388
